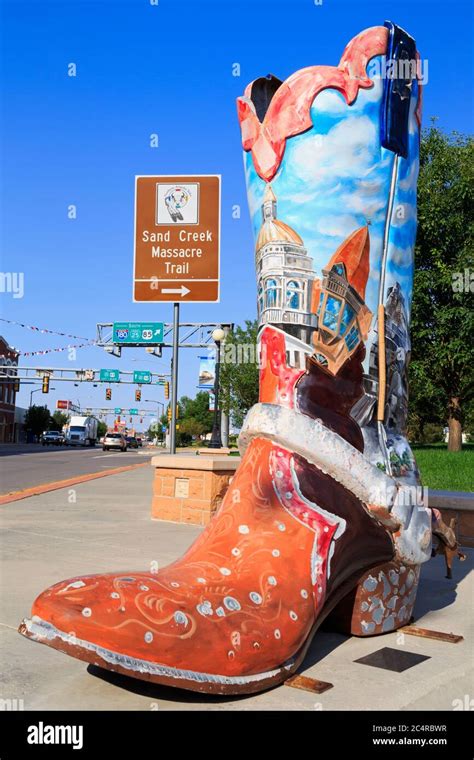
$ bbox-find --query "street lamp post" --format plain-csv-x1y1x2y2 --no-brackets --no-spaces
29,387,42,406
145,400,164,444
208,328,225,449
29,387,56,406
28,386,56,443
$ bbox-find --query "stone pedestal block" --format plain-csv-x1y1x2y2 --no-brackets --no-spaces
151,454,241,526
429,490,474,548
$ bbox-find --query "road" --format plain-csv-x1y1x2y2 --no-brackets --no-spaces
0,444,157,495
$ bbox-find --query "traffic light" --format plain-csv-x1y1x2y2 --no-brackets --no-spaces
106,388,112,401
135,390,141,402
42,375,50,394
167,405,172,422
176,404,179,419
13,378,20,392
164,382,170,400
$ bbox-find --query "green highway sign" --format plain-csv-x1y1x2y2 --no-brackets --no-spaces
129,408,138,415
133,370,152,384
113,322,164,346
100,369,120,383
114,407,122,414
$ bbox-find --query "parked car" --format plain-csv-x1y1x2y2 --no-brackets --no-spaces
102,433,127,452
125,436,139,449
41,431,64,446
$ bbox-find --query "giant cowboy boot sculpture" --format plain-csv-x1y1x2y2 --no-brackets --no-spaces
20,22,438,695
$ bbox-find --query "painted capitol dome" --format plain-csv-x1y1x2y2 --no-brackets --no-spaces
255,184,316,349
256,186,304,250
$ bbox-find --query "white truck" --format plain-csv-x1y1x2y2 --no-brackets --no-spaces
65,416,98,447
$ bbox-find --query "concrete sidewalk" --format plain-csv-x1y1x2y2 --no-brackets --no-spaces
1,466,472,711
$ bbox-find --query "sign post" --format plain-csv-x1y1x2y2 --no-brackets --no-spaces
133,174,221,454
169,302,180,454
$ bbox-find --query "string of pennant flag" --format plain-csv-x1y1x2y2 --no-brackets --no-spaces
20,341,96,357
0,317,96,356
0,317,91,341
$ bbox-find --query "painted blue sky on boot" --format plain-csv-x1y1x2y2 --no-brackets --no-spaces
244,54,419,335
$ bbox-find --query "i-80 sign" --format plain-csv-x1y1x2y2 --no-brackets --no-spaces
113,322,164,346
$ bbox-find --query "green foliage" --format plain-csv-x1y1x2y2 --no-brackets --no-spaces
178,417,206,438
228,433,239,448
410,124,474,450
50,410,69,431
464,405,474,437
24,405,52,437
422,423,444,444
179,392,213,432
220,320,259,428
97,420,107,438
174,391,213,447
146,424,158,439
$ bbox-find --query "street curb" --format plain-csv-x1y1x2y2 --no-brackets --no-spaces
0,462,150,505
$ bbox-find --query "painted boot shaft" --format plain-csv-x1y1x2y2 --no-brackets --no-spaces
237,22,435,640
20,22,431,694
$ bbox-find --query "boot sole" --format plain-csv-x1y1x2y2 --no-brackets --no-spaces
18,559,417,696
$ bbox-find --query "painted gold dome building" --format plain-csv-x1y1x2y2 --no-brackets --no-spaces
255,185,316,346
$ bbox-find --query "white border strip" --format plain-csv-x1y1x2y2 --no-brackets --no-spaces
239,403,397,508
23,617,294,686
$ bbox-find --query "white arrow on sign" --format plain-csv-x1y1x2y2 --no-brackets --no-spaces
161,285,190,297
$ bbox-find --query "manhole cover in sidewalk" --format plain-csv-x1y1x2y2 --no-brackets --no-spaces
354,646,430,673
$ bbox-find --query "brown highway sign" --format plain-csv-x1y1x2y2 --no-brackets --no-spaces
133,175,220,303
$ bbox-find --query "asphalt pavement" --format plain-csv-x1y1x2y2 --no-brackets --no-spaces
0,444,156,495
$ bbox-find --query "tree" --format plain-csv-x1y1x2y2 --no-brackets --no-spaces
97,420,107,438
407,360,445,443
51,411,69,431
179,392,213,431
24,405,52,439
410,124,474,451
179,417,206,438
220,320,259,428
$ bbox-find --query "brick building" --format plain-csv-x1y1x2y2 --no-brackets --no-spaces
0,336,19,443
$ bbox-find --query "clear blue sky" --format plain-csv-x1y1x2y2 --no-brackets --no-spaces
1,0,472,423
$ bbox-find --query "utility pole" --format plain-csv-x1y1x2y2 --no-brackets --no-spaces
208,327,225,449
220,325,231,447
169,303,180,455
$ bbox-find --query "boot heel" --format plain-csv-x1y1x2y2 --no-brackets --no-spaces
325,561,420,636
